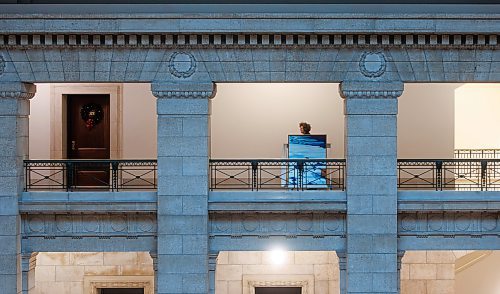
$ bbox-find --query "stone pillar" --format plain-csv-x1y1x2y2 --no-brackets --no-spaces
337,252,347,294
21,253,37,294
397,251,405,293
208,253,218,294
152,82,216,294
340,81,403,294
0,82,35,294
150,252,158,294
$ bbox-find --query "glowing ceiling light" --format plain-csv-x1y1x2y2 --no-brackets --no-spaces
270,248,287,265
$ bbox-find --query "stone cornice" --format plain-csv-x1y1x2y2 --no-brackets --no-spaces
0,33,498,48
152,90,215,99
340,90,404,99
0,83,36,99
0,91,35,99
339,81,404,99
151,82,216,99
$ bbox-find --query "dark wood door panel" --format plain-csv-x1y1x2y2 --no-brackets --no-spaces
255,287,302,294
67,94,110,187
99,288,144,294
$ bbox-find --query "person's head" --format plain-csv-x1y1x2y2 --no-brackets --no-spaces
299,122,311,134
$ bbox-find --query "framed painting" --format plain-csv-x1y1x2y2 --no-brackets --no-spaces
287,135,327,188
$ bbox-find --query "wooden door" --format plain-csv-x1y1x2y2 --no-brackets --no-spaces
99,288,144,294
255,287,302,294
67,94,110,187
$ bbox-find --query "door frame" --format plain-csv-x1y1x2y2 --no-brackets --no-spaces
84,275,153,294
50,84,123,159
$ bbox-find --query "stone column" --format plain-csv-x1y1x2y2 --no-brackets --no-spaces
21,252,37,294
337,252,347,294
0,82,35,294
340,81,403,294
150,252,158,294
397,251,405,293
152,82,216,294
208,253,218,294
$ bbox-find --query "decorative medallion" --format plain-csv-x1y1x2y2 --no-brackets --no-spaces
481,214,497,231
110,215,128,232
400,215,417,232
168,52,197,78
0,55,5,76
297,214,314,231
137,216,155,233
80,103,104,130
359,51,386,78
28,217,45,233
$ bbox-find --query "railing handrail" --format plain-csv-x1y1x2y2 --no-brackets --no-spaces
210,158,346,162
398,159,500,162
24,159,157,163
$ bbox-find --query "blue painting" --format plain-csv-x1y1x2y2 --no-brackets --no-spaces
288,135,327,188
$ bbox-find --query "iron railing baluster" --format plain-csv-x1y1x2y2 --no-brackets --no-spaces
24,159,157,191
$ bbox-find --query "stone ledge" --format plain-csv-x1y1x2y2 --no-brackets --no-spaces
398,191,500,212
208,191,346,212
20,191,157,213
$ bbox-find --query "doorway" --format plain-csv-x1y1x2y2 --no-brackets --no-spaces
98,289,144,294
255,287,302,294
67,94,110,186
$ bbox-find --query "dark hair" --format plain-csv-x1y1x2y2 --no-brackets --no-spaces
299,122,311,134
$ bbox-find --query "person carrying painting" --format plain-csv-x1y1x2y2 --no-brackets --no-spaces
299,122,311,135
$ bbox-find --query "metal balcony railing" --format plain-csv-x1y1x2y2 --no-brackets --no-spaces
454,149,500,159
398,159,500,191
209,159,346,191
24,158,500,192
24,159,157,191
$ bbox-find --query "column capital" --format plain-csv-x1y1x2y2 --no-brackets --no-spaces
149,252,158,271
337,252,347,270
0,82,36,100
151,82,216,99
21,252,37,272
208,253,218,272
339,81,403,99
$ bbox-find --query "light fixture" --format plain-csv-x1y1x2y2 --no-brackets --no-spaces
270,248,287,265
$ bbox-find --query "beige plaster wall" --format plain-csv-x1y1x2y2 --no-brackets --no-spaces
29,84,51,159
397,83,460,159
401,251,468,294
29,83,157,160
456,251,500,294
122,83,157,159
33,252,154,294
455,83,500,150
30,83,463,160
210,83,344,159
216,251,339,294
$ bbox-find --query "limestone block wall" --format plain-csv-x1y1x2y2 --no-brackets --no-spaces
401,251,465,294
33,252,154,294
215,251,339,294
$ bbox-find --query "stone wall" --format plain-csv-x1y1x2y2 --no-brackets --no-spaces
215,251,339,294
33,252,154,294
401,251,465,294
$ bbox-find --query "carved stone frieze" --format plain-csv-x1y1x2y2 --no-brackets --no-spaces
209,212,346,238
398,212,500,236
21,213,156,237
151,82,216,99
0,33,498,48
0,54,5,76
339,81,404,99
0,82,37,100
